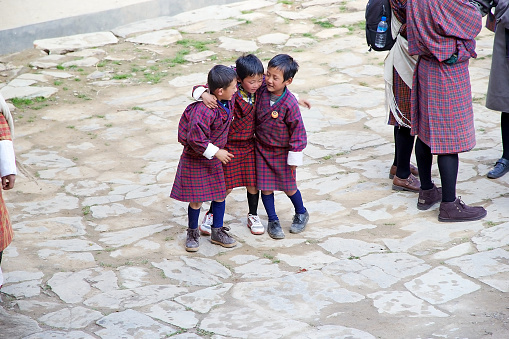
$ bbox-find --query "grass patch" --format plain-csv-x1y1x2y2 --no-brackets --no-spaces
11,96,48,110
132,106,145,111
176,39,213,52
313,19,334,28
112,73,131,80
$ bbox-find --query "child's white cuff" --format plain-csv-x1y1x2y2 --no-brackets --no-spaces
203,143,219,160
0,140,16,177
192,87,207,101
288,151,303,166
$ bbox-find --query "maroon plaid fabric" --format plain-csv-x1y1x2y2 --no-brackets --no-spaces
390,0,408,39
223,87,257,189
388,0,411,126
255,84,307,191
171,101,233,202
407,0,481,154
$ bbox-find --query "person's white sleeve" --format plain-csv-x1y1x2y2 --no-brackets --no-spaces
192,87,207,101
0,140,16,177
288,151,303,166
203,143,219,160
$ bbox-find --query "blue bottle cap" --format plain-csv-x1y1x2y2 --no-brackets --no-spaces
381,16,387,21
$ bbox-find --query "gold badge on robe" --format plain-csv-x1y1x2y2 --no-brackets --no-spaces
271,111,278,119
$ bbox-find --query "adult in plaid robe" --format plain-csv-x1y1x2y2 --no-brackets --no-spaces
0,93,16,287
386,0,420,192
407,0,487,221
486,0,509,179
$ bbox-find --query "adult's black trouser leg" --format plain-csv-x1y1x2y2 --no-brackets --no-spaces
395,126,415,179
501,112,509,160
0,251,2,264
437,154,458,203
414,137,433,190
392,126,398,167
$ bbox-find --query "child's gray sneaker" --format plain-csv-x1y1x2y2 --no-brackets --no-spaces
290,210,309,234
211,226,237,248
267,220,285,239
185,228,200,252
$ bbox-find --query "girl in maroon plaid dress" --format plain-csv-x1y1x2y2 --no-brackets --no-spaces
407,0,487,221
193,55,266,236
386,0,420,192
255,54,309,239
170,65,238,252
0,93,16,288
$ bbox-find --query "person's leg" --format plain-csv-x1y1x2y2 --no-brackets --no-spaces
393,126,399,168
488,112,509,178
286,189,309,234
261,190,284,239
395,126,414,179
438,154,487,222
246,187,264,235
415,138,433,190
210,199,236,247
415,138,442,210
502,112,509,159
437,154,458,203
186,202,203,252
0,251,2,265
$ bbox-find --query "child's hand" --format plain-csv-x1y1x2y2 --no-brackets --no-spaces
202,92,218,109
2,174,15,190
215,149,234,164
298,99,311,109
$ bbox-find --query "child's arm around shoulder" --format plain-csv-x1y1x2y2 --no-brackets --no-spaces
191,84,218,109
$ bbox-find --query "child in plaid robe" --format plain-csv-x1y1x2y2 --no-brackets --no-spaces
170,65,238,252
407,0,487,221
255,54,309,239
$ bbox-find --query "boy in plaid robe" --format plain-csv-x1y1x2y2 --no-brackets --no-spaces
0,93,16,288
255,54,309,239
170,65,238,252
407,0,487,221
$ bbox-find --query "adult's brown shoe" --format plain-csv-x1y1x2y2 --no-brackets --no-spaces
392,174,420,192
417,185,442,210
438,197,487,222
185,228,200,252
389,164,419,179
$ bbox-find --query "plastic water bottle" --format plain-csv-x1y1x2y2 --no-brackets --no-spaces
374,16,388,49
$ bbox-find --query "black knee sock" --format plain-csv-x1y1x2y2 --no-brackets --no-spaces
437,154,458,203
415,138,433,190
0,251,2,265
502,112,509,160
395,126,415,179
393,126,398,166
247,191,260,215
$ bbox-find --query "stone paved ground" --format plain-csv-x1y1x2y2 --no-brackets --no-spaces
1,1,509,338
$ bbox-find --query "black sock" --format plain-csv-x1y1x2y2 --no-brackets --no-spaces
395,126,415,179
502,112,509,160
0,251,2,265
415,138,433,190
247,191,260,215
392,126,398,167
437,154,458,203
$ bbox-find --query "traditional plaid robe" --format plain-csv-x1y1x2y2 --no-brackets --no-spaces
407,0,482,154
223,86,257,189
170,100,233,202
254,84,307,191
388,0,411,126
0,113,13,253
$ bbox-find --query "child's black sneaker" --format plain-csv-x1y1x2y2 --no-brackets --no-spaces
267,220,285,239
290,210,309,234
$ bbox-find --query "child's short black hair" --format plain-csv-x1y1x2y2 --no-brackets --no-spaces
208,65,237,94
235,54,264,80
268,54,299,81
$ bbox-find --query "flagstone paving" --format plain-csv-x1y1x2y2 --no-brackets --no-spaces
1,0,509,338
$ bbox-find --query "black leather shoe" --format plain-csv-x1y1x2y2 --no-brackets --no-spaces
487,158,509,179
